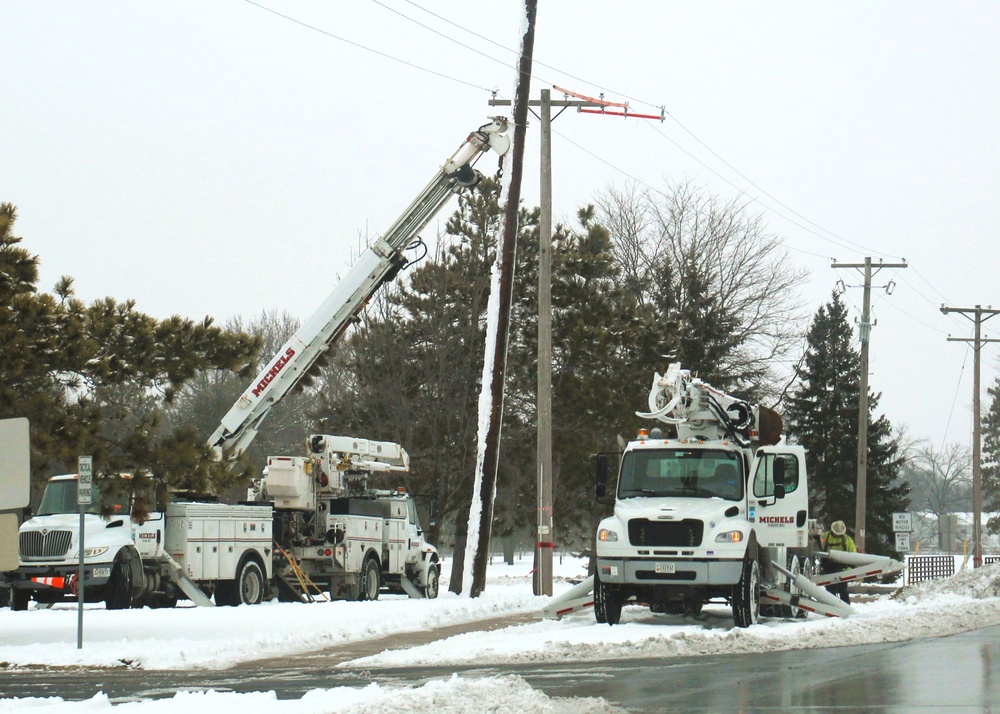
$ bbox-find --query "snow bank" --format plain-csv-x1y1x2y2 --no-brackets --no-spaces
344,563,1000,669
0,675,625,713
0,557,588,670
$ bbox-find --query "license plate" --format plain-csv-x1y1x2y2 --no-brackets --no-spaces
92,567,111,578
654,562,676,574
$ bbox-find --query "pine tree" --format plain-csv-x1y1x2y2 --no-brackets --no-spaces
983,376,1000,534
785,292,908,554
0,202,262,501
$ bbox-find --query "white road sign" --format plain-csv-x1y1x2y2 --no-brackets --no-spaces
892,512,912,532
895,532,911,552
78,455,93,505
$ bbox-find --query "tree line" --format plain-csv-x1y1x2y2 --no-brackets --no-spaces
9,178,972,560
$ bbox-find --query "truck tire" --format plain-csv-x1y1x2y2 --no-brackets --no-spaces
795,556,812,619
105,557,134,610
732,555,760,628
593,572,622,626
235,559,266,606
11,588,30,611
424,565,440,599
358,555,380,602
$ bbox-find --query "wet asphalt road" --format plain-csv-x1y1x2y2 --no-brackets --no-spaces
3,623,999,711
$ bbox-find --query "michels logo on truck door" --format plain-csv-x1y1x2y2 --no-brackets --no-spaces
758,515,796,524
252,348,296,397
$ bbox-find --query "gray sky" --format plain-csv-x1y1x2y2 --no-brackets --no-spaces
3,1,999,449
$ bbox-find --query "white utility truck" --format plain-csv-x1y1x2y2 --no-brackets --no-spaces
544,363,901,627
6,119,511,609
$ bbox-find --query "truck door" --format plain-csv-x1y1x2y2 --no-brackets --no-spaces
133,512,165,559
749,446,809,549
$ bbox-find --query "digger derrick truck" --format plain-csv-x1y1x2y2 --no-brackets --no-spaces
7,119,510,610
254,434,441,602
582,363,902,628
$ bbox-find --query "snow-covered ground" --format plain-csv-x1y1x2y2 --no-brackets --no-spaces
2,555,1000,712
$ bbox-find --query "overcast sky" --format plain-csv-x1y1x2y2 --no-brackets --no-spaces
3,1,999,449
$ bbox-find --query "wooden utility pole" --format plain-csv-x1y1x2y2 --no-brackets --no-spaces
489,90,603,596
831,257,906,552
468,0,537,598
940,304,1000,568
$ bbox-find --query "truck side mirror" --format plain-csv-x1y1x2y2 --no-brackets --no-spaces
773,458,786,500
595,455,608,500
429,498,438,529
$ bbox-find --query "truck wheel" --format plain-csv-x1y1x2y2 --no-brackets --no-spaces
358,555,380,601
593,572,622,626
423,565,440,599
11,588,30,611
105,560,133,610
795,557,812,619
235,559,266,606
732,556,760,628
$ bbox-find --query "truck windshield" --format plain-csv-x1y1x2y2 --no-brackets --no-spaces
36,480,130,517
618,449,743,501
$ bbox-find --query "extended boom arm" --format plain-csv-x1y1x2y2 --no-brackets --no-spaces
209,119,511,457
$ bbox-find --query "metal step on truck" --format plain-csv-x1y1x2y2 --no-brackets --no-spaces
543,363,902,626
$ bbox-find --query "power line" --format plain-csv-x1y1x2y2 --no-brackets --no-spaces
242,0,491,92
248,0,967,323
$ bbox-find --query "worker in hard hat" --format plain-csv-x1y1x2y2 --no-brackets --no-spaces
822,520,857,604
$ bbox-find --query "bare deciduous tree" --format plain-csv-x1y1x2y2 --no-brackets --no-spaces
597,180,806,401
903,441,972,548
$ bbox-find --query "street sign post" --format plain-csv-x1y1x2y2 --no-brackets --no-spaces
77,455,92,649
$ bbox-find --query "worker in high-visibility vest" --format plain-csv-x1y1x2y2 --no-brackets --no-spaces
822,520,857,603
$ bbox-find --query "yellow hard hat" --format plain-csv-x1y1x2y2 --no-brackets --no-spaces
831,520,847,536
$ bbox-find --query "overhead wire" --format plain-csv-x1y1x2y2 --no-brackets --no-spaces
251,0,963,336
941,343,971,451
242,0,491,92
384,1,927,272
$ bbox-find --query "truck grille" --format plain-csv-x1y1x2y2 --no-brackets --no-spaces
628,519,703,547
20,530,73,559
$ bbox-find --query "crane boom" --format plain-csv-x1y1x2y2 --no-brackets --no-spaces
209,119,511,457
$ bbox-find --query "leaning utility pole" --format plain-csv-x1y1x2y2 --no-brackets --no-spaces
465,0,537,599
940,304,1000,568
831,257,907,552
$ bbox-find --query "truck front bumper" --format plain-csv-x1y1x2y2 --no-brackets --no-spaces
10,563,113,594
596,557,743,586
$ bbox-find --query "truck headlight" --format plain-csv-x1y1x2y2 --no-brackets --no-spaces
80,546,109,558
715,531,744,543
598,528,619,542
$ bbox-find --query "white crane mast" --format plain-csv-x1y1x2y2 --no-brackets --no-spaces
209,119,511,457
636,362,766,445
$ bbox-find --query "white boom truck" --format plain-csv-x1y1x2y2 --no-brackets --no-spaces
7,119,511,610
544,363,901,627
